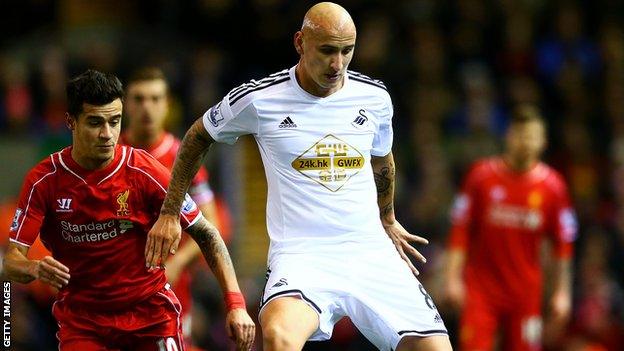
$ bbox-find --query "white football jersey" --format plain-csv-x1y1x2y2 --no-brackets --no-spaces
203,66,394,258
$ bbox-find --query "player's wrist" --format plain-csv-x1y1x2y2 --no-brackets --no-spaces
224,291,246,311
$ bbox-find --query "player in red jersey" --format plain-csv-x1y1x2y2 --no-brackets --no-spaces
443,105,577,351
120,67,220,348
2,70,255,351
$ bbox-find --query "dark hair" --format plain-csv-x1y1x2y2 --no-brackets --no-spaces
510,104,546,126
126,66,168,87
66,69,124,117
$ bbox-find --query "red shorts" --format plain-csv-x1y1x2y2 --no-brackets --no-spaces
53,284,186,351
460,289,542,351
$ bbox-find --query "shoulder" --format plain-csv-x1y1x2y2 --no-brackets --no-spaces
347,70,388,91
225,69,291,110
127,147,162,168
468,157,497,180
347,70,389,95
346,70,392,108
125,147,170,190
540,163,568,192
24,152,60,186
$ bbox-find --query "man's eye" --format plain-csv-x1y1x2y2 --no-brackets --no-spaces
343,47,353,54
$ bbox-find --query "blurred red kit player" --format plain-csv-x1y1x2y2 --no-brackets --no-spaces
3,70,255,351
120,67,224,349
443,105,578,351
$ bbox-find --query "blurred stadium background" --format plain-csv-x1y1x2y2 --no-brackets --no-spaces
0,0,623,350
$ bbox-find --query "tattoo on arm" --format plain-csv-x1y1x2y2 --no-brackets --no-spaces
161,119,214,216
374,167,393,197
380,203,394,217
372,153,396,222
186,217,234,274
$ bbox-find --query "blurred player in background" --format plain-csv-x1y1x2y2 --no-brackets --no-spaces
2,69,255,351
443,105,578,351
121,67,220,349
146,2,452,350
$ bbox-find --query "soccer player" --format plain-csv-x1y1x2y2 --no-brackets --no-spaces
121,67,219,348
443,105,577,351
2,70,255,351
146,2,452,351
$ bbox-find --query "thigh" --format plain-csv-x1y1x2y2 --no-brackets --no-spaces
260,255,345,341
460,291,499,351
53,301,112,351
345,249,448,351
119,285,186,351
504,309,542,351
260,296,320,349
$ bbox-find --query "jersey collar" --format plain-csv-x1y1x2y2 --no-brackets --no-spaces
289,65,350,102
58,144,127,185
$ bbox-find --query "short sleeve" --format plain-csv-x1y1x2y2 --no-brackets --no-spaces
371,94,394,156
10,164,53,247
548,176,577,258
202,94,258,145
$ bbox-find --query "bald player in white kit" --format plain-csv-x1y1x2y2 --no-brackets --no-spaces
146,3,452,351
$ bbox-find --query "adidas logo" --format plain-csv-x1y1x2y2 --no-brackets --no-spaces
434,313,443,324
271,278,288,288
279,117,297,128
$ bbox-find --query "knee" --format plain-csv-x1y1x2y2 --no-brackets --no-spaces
262,323,300,351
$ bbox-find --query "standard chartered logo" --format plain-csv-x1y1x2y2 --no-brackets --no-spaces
291,134,365,192
60,219,134,244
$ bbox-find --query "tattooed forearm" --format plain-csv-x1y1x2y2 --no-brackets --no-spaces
186,217,237,289
374,166,393,196
380,203,394,217
371,153,396,224
161,118,214,216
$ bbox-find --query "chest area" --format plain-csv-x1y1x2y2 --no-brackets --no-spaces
480,182,550,231
258,102,379,149
48,174,145,223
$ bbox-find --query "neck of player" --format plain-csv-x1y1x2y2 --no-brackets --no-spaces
503,153,538,173
71,148,115,170
295,63,342,97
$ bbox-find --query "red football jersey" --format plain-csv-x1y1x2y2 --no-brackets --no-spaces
120,132,213,206
448,157,577,303
9,145,202,311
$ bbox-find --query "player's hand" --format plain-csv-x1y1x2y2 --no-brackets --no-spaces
544,290,572,346
32,256,70,289
443,276,466,311
548,290,571,328
146,214,181,269
383,221,428,276
225,308,256,351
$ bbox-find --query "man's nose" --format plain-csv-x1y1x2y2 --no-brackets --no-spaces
330,54,343,71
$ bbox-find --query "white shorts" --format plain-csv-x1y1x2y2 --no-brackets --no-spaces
259,243,448,350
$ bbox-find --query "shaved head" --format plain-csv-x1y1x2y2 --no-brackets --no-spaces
294,2,357,97
301,2,356,37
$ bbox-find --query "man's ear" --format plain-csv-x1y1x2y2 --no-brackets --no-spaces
294,31,304,55
65,113,76,131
